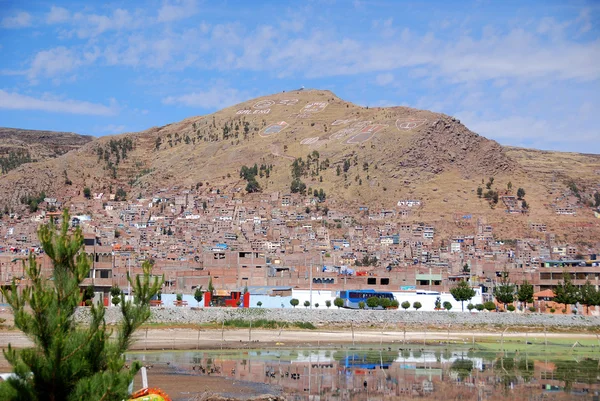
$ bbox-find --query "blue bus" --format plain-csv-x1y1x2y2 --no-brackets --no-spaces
338,289,395,309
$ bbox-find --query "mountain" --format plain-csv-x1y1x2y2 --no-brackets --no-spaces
0,90,599,241
0,127,93,174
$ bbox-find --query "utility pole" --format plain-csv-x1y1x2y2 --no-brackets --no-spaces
309,257,313,309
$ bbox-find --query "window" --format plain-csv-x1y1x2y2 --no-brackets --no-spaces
98,270,111,279
367,278,376,285
380,278,389,285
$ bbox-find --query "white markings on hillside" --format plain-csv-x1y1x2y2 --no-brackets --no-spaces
278,99,299,105
237,109,271,115
260,121,289,137
330,121,372,139
396,118,427,130
346,124,388,144
301,101,328,113
300,137,320,145
254,100,275,109
332,118,357,126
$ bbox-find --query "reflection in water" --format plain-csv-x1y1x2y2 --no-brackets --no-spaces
127,346,600,400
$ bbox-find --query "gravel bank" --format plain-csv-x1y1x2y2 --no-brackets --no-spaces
75,307,600,329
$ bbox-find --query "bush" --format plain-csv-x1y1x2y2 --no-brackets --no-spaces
367,296,380,308
257,301,263,308
325,300,331,308
443,301,452,311
111,296,121,306
401,301,410,310
290,298,299,308
358,301,365,309
304,300,310,308
413,301,422,310
550,308,555,313
528,306,536,312
379,298,391,308
334,297,343,308
314,303,319,308
484,301,496,311
390,300,399,309
467,303,475,311
176,293,183,302
475,304,484,311
110,285,121,297
507,305,516,312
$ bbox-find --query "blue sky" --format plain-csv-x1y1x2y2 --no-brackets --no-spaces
1,0,599,153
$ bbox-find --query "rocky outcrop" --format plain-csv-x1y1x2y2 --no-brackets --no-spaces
400,116,514,177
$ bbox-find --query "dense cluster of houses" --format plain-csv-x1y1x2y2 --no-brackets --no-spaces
0,185,598,313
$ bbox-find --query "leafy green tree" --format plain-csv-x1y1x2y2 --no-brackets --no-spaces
194,286,204,306
111,296,121,307
443,301,453,311
83,285,95,305
434,296,442,310
553,271,579,312
401,301,410,310
494,270,515,309
475,304,484,311
517,280,534,308
413,301,422,310
579,280,599,314
110,285,121,298
115,187,127,201
245,177,261,193
303,300,310,308
467,303,475,311
477,187,483,198
334,297,343,309
83,187,91,199
0,209,161,401
257,301,263,307
517,187,525,199
358,301,365,309
483,301,497,311
379,298,391,308
366,296,380,308
325,300,331,308
390,300,399,309
290,298,299,308
450,280,476,311
314,303,319,308
208,277,214,295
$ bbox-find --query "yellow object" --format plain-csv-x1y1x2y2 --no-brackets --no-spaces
128,388,171,401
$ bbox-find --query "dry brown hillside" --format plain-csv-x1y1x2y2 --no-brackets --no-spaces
0,90,599,242
0,127,93,174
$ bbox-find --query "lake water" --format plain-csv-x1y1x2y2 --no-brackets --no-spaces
127,344,600,401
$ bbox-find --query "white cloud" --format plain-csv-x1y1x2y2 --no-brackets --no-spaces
157,0,197,23
28,47,83,80
1,11,32,28
46,6,70,24
375,73,394,86
0,90,118,116
162,84,245,109
94,124,126,134
73,8,136,38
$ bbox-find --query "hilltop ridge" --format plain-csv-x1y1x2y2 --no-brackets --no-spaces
0,89,598,241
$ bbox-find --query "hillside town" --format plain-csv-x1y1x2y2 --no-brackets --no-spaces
1,184,598,314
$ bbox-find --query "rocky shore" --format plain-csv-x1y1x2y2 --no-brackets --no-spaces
76,307,600,329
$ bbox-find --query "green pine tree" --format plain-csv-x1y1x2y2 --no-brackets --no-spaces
553,271,579,312
0,209,162,401
450,280,476,311
516,280,534,308
494,269,515,309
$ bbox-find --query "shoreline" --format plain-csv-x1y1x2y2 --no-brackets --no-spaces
2,327,599,352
